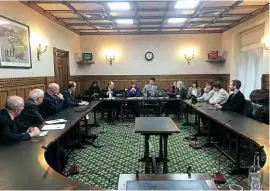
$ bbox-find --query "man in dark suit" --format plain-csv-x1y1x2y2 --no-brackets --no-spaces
102,81,120,122
38,83,65,119
0,96,40,144
15,89,44,132
215,80,245,113
63,81,88,108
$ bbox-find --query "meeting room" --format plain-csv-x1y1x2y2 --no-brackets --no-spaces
0,0,269,190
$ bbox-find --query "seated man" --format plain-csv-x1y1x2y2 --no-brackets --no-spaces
127,80,141,117
63,81,88,108
0,96,40,144
197,80,214,102
102,81,120,122
215,80,245,113
38,83,65,119
15,89,44,132
143,77,158,97
209,81,229,105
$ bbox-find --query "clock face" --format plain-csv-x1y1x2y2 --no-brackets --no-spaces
145,51,154,61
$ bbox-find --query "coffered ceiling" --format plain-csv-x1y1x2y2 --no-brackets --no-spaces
22,0,269,35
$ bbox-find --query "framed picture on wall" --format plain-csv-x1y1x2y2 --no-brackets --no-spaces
208,51,219,60
0,15,32,68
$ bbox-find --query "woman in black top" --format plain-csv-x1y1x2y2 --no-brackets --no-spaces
89,81,101,99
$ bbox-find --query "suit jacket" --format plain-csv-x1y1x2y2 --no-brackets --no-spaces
197,89,215,102
209,88,229,105
188,87,202,98
0,109,31,144
15,98,43,132
221,90,245,113
101,87,119,98
38,92,65,119
143,84,158,97
127,87,141,97
63,89,80,108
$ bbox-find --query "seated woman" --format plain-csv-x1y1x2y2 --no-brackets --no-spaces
88,81,101,99
169,81,177,94
127,81,141,117
188,81,202,98
165,81,187,117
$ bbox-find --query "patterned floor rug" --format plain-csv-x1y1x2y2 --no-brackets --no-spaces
63,112,247,190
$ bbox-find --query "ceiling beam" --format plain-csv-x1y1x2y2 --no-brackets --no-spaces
201,0,243,31
180,1,205,33
21,1,80,35
223,3,269,32
132,2,140,31
159,1,175,31
99,2,119,32
80,30,222,36
62,1,99,32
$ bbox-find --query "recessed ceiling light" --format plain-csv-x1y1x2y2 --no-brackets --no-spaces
0,20,10,25
108,2,130,10
116,19,133,24
168,18,186,23
175,0,200,9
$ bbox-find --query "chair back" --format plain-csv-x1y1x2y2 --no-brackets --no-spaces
251,102,264,122
241,100,252,117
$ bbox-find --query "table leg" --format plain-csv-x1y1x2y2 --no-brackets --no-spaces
89,107,99,127
144,135,150,173
163,135,168,173
157,135,163,162
235,135,240,171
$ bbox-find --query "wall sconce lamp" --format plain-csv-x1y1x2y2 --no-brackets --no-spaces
185,54,195,64
262,36,270,50
37,44,47,61
105,54,115,65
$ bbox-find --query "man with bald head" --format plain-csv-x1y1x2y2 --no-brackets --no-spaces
15,89,44,132
38,83,65,118
0,96,40,144
102,81,121,122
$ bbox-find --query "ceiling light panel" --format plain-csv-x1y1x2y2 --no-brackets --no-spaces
116,19,133,24
175,0,200,9
108,2,130,10
168,18,186,23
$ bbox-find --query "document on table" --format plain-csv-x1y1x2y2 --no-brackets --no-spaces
45,119,67,124
41,124,65,130
39,131,48,137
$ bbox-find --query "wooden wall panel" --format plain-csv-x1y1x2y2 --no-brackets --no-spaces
0,77,55,109
72,74,230,93
262,74,269,90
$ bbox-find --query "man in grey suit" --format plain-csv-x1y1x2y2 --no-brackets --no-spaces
143,78,158,97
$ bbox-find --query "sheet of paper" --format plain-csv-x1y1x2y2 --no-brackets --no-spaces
39,131,48,137
41,124,65,130
86,114,89,120
45,119,67,124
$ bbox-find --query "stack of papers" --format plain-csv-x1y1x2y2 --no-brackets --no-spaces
39,131,48,137
41,124,66,130
45,119,67,124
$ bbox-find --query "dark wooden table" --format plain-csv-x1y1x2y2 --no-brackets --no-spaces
118,173,218,190
134,117,180,173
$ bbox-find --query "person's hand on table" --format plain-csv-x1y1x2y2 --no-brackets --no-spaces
29,128,40,137
56,93,64,100
215,104,222,110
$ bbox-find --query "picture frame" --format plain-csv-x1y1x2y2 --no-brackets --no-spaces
208,51,219,60
0,15,32,68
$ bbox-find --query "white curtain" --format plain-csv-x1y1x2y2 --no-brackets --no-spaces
237,46,263,99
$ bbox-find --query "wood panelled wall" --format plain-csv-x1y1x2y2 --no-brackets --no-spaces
70,74,230,93
262,74,269,90
0,77,55,108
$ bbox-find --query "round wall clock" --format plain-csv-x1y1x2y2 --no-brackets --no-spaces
145,51,154,61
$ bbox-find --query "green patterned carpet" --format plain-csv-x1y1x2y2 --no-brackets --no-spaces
63,112,247,190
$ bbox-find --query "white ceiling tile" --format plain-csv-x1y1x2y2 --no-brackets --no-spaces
37,3,69,10
70,3,103,11
110,11,135,17
192,17,215,21
203,1,237,7
167,10,195,16
62,19,86,24
51,12,78,18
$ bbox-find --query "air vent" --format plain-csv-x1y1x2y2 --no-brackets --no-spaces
200,10,222,16
189,23,207,28
96,25,114,29
81,13,105,19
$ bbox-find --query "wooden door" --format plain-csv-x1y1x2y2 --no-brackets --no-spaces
53,48,70,90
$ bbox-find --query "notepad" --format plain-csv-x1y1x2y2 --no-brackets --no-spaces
41,124,65,130
45,119,67,124
39,131,48,137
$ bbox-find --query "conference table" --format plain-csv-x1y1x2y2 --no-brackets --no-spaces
0,97,269,190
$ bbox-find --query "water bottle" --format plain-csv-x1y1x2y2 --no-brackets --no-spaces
248,152,263,190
